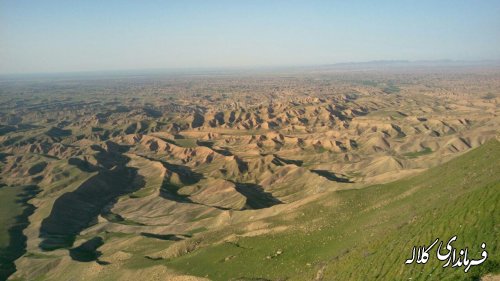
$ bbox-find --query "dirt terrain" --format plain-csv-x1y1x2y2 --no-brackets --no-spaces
0,65,498,280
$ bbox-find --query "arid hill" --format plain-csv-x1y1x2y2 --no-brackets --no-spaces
0,66,498,280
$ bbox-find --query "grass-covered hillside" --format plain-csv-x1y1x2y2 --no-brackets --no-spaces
165,140,499,280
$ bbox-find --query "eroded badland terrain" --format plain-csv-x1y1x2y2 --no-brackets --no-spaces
0,65,499,280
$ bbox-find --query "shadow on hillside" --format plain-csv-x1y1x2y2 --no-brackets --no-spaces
310,169,353,183
233,182,282,210
69,236,108,264
40,143,145,251
272,154,303,166
157,160,204,204
140,232,191,241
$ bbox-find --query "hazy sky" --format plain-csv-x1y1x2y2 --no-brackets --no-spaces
1,0,499,74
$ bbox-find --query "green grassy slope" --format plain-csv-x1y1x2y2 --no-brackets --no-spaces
0,185,38,281
0,186,25,248
165,140,500,280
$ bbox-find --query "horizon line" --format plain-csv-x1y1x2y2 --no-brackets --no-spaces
1,59,500,78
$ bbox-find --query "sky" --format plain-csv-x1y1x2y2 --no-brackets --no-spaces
1,0,499,74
